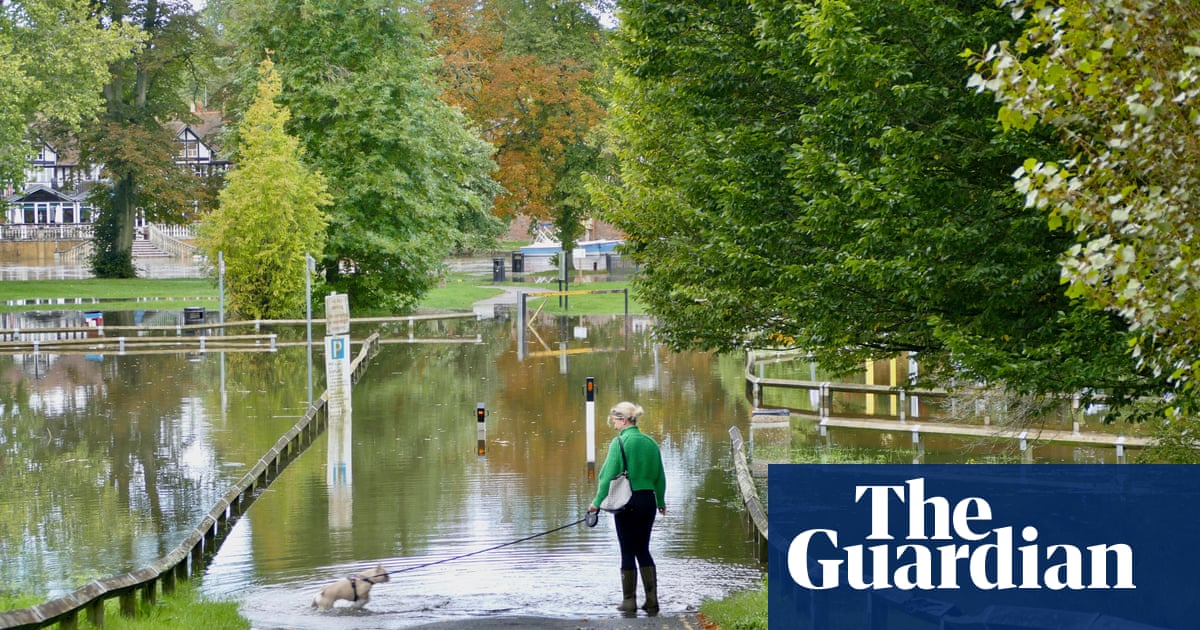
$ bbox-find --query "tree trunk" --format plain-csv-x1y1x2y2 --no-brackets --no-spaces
91,173,138,278
113,175,137,256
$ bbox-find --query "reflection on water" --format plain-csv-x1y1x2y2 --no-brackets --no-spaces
203,315,764,626
1,313,764,625
0,345,314,595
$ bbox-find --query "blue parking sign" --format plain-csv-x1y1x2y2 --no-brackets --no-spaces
328,335,346,360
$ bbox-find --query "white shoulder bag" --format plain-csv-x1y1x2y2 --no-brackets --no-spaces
599,437,633,513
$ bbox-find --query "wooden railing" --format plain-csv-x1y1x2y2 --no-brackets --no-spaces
729,425,768,560
0,333,381,630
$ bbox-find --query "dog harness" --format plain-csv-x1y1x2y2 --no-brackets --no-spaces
348,575,381,603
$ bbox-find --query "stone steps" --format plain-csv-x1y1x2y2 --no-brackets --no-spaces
131,239,170,258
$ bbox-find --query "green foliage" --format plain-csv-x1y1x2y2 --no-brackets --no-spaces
597,0,1157,405
224,0,501,312
0,591,42,612
76,584,248,630
428,0,610,259
78,1,213,278
0,0,144,187
199,59,329,320
89,192,137,278
699,576,768,630
973,0,1200,403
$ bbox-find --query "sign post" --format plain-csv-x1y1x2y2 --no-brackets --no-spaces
324,292,352,530
324,292,351,416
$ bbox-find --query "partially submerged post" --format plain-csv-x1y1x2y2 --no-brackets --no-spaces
477,403,487,456
585,377,596,480
325,293,353,529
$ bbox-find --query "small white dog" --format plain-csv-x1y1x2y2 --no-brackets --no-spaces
311,563,391,610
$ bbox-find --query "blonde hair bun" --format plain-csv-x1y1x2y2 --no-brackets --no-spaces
610,401,644,423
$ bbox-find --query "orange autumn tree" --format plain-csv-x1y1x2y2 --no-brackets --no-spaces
427,0,608,252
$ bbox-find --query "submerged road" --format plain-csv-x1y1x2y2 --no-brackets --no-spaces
411,612,709,629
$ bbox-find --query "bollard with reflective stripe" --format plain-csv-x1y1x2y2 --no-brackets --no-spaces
476,403,486,456
585,377,596,480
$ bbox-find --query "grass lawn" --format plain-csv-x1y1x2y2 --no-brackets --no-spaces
0,271,643,316
699,577,768,630
0,278,218,312
2,584,246,629
516,280,646,316
413,273,507,312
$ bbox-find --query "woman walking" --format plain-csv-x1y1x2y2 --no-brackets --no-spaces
588,401,666,615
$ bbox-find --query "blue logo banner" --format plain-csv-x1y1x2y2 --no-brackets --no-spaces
767,465,1200,630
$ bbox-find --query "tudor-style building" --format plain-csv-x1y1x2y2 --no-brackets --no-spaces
3,109,230,233
169,109,230,179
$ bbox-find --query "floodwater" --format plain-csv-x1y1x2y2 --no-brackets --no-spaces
0,312,763,627
1,299,1146,627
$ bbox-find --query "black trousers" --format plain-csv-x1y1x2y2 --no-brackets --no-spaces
614,490,657,570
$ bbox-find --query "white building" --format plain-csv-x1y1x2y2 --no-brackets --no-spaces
3,110,230,231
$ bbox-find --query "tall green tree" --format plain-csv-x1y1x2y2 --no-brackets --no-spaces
83,0,214,278
198,59,329,320
221,0,501,312
974,1,1200,402
0,0,143,187
428,0,609,258
599,0,1152,404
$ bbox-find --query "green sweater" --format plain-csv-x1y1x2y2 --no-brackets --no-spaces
592,426,666,509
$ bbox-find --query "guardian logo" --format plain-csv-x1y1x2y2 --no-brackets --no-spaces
767,465,1199,630
787,478,1134,591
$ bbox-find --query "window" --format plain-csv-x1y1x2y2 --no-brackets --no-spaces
182,140,200,160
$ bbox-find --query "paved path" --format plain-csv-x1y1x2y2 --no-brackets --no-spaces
411,612,709,629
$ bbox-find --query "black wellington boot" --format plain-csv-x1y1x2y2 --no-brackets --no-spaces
640,565,659,615
617,569,638,614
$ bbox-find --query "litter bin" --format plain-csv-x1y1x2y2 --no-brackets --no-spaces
511,251,525,273
492,257,506,283
183,306,206,325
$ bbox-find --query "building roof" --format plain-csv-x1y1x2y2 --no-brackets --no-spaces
6,184,88,204
167,108,226,153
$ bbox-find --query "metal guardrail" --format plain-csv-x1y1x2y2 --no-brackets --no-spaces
0,314,481,343
743,351,1144,456
729,426,768,560
0,333,381,629
744,350,946,417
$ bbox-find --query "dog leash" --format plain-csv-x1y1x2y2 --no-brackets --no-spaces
377,514,591,576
